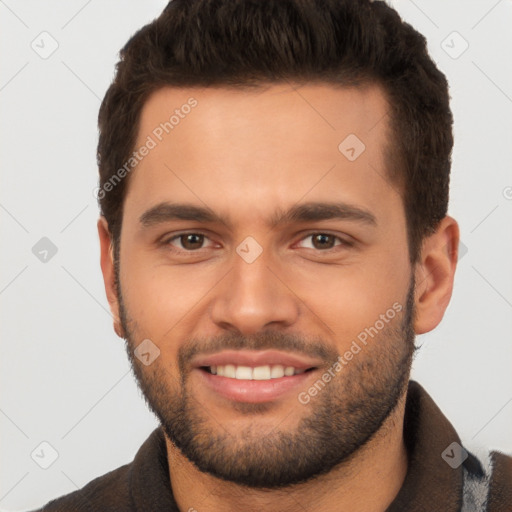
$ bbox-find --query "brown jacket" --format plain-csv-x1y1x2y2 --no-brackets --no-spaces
33,381,512,511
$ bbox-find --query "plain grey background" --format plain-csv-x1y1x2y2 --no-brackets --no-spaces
1,0,511,510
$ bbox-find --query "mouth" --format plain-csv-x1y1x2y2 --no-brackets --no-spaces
200,364,316,380
191,350,322,403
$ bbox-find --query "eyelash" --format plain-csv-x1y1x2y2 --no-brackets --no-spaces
161,232,354,253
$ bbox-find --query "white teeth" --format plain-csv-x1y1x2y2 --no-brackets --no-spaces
235,365,253,380
284,366,295,377
224,364,236,378
270,365,285,378
208,364,310,380
252,365,271,380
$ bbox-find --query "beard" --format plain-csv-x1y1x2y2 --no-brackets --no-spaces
117,270,416,489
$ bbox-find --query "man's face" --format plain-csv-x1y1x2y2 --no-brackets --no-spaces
114,83,416,487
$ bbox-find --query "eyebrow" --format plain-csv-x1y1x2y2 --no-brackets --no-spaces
139,201,377,229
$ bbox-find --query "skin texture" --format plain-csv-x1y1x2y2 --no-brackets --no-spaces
98,83,460,511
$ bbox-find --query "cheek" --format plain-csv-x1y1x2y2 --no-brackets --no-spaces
120,252,222,337
282,252,409,346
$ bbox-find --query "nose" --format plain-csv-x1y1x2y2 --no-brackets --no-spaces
210,248,300,335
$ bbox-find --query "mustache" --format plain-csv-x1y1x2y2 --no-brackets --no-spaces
178,331,339,372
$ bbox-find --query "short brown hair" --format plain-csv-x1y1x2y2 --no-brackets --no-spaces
97,0,453,264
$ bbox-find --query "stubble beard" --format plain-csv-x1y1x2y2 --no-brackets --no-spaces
117,269,416,489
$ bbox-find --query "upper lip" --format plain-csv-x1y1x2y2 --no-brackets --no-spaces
192,350,322,370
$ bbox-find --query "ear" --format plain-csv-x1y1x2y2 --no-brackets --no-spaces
97,216,125,338
413,215,460,335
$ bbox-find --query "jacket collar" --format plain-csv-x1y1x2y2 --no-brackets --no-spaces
387,380,464,511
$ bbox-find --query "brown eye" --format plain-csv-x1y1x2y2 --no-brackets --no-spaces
162,232,218,254
311,234,336,250
178,233,205,250
295,233,351,252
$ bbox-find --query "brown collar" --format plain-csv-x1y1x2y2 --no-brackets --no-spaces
387,380,465,511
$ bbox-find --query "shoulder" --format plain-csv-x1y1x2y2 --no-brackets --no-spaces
487,450,512,511
29,462,133,512
30,427,170,512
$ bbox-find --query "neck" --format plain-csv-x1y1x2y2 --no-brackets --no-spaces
165,391,408,512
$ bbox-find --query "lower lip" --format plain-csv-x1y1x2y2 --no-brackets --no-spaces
194,368,316,403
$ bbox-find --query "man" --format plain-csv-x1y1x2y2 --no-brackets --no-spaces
34,0,512,510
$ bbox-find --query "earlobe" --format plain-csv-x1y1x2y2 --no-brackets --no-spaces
413,216,460,335
97,217,125,339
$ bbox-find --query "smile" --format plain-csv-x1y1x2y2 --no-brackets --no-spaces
192,350,322,403
203,364,313,380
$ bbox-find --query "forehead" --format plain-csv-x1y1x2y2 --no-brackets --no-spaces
124,82,398,229
137,82,390,149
